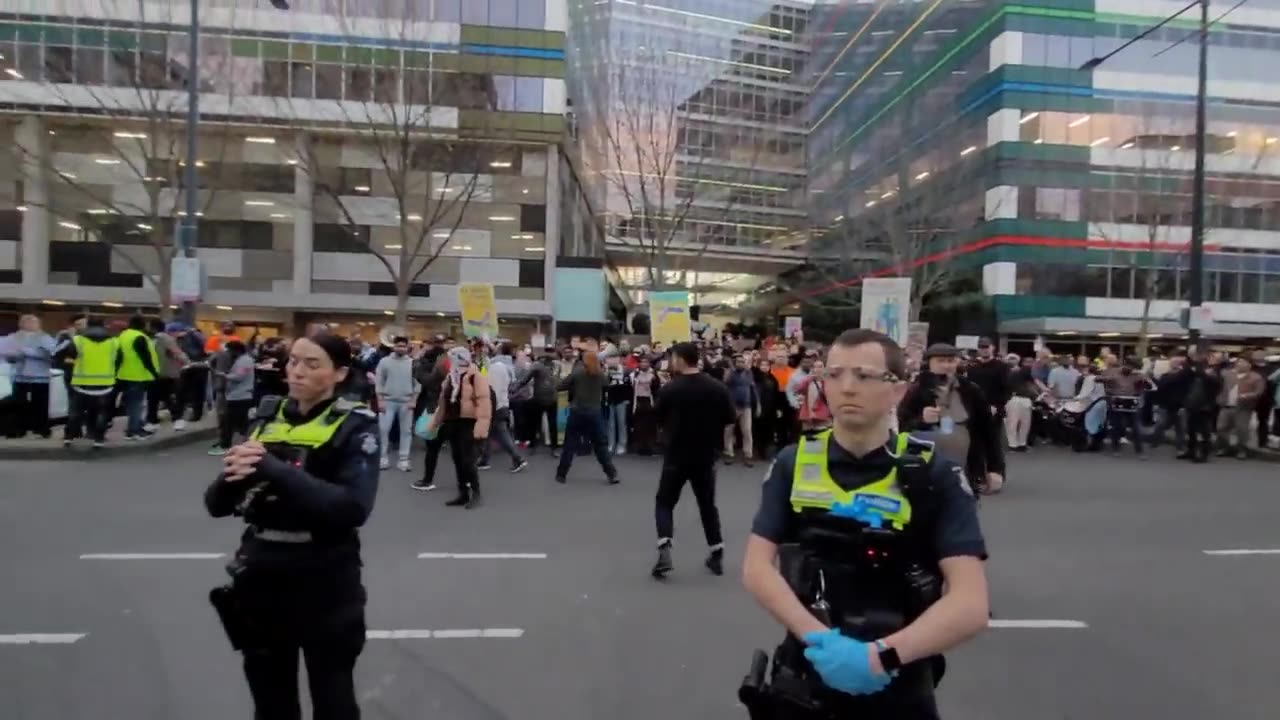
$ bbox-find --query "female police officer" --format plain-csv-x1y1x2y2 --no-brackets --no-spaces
205,333,380,720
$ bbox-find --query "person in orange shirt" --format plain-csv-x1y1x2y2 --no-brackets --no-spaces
205,322,238,354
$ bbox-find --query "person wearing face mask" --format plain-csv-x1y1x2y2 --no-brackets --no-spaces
898,344,1004,495
425,347,492,508
204,333,380,720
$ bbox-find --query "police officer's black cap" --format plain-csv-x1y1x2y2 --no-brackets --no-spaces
924,343,960,360
978,336,993,348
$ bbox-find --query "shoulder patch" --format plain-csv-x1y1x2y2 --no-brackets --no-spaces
953,466,973,496
906,433,936,449
351,407,376,418
359,433,379,456
762,459,776,485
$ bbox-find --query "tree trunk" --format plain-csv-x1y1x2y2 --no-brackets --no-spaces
157,259,173,322
394,287,410,327
1136,269,1155,359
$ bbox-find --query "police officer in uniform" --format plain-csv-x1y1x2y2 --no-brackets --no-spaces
205,333,380,720
741,329,989,720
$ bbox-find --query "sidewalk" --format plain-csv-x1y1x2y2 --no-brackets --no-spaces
0,417,219,461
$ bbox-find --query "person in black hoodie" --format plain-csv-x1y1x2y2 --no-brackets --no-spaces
1149,352,1190,453
752,357,780,460
899,343,1005,494
1181,354,1222,463
965,337,1010,423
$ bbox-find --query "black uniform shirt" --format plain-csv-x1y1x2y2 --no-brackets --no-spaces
751,434,987,560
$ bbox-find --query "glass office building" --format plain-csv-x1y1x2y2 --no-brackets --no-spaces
803,0,1280,349
0,0,605,340
567,0,813,310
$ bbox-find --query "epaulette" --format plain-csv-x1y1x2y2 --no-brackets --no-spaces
332,398,376,418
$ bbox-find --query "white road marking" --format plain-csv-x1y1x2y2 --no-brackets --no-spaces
988,619,1088,629
0,633,86,644
79,553,225,560
417,552,547,560
1203,549,1280,556
366,628,524,640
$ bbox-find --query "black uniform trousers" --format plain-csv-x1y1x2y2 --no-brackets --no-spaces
236,565,366,720
655,456,723,547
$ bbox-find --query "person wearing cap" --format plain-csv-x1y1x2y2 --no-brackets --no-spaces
965,337,1010,424
898,343,1005,494
205,332,380,720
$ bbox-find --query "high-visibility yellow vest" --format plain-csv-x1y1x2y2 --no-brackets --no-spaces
789,430,934,531
116,328,158,382
71,335,119,387
251,398,372,450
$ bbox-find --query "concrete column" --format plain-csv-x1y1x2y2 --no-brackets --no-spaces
17,116,49,290
987,108,1022,145
543,143,561,338
292,133,313,297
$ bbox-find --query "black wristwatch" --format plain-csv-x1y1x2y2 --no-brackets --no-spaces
875,640,902,677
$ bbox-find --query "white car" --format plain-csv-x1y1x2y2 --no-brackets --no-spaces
0,361,70,421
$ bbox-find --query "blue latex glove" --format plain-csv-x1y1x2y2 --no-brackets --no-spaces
802,629,891,696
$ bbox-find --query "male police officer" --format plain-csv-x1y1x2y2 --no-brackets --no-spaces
742,329,989,719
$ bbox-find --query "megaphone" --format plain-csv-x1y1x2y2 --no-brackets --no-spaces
379,324,407,347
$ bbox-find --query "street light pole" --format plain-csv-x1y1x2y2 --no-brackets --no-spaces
178,0,290,324
178,0,200,325
1080,0,1209,352
1187,0,1209,349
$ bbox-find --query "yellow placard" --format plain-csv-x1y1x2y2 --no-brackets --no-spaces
649,291,690,346
458,283,498,338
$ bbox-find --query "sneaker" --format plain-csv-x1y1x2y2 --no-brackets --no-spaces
173,419,187,432
62,438,72,448
411,481,437,492
555,475,567,484
92,441,105,450
616,448,626,456
705,548,725,577
207,447,227,456
511,459,529,473
445,495,469,507
125,434,140,442
607,474,620,485
744,459,754,468
465,490,483,509
379,458,391,470
143,423,159,433
476,461,493,470
651,545,673,579
397,460,411,472
723,456,735,465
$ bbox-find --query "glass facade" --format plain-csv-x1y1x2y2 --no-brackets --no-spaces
800,0,1280,334
568,0,811,280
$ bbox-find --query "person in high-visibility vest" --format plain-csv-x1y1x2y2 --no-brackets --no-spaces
116,315,160,440
62,318,119,448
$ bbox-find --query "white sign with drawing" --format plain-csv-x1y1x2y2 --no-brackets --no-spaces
859,277,912,345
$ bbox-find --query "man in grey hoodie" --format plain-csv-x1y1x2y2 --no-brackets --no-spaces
376,336,419,471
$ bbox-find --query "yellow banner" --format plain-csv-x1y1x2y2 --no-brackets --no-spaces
648,291,690,345
458,283,498,338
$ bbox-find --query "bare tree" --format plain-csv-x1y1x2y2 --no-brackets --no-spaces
284,4,491,326
8,0,239,317
585,49,778,295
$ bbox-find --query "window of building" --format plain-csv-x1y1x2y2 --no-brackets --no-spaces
520,204,546,233
76,47,106,85
1109,267,1133,298
435,0,462,21
291,62,315,99
315,63,343,100
516,0,546,29
1240,272,1262,303
45,46,74,83
515,76,543,112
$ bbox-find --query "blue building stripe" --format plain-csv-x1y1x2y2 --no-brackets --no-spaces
462,44,564,59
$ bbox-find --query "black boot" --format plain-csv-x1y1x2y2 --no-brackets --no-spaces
465,487,483,509
705,547,724,577
651,543,673,579
445,493,469,507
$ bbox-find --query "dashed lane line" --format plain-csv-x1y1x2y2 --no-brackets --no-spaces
417,552,548,560
0,633,87,644
79,553,226,560
366,628,525,640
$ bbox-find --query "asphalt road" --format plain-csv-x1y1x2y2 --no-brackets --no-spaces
1,443,1278,720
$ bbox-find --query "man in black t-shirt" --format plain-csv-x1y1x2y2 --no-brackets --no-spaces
651,342,737,579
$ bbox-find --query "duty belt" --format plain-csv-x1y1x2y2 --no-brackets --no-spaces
253,528,313,543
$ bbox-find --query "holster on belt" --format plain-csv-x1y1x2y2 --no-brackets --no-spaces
209,584,252,651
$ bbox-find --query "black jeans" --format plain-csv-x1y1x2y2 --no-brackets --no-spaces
419,433,446,485
12,381,50,436
655,457,723,548
1186,410,1215,460
555,407,616,480
65,390,110,442
220,399,253,449
147,377,181,424
534,402,558,449
179,366,209,422
442,419,480,496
